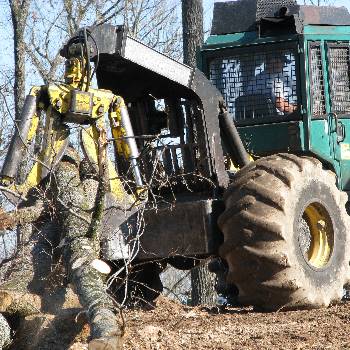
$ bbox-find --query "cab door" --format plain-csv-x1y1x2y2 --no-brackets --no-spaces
307,42,334,170
325,42,350,190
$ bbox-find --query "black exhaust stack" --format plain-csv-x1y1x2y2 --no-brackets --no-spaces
219,109,250,168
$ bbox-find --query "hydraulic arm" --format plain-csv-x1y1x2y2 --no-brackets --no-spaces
0,28,142,205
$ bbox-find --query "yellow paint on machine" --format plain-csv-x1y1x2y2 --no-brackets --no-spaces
303,203,333,269
81,125,135,204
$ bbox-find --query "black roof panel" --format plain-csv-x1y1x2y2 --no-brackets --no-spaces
211,0,350,35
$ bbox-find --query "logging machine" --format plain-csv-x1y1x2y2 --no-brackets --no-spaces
2,0,350,310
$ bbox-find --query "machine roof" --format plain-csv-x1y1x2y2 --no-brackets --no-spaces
211,0,350,35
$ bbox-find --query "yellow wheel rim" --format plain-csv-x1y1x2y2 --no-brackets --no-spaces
299,202,334,269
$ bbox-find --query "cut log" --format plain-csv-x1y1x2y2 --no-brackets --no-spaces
52,157,123,346
0,313,11,349
0,150,123,349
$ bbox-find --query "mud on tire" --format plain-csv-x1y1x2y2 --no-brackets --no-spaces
218,154,350,311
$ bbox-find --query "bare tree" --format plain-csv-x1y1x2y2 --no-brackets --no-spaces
8,0,31,118
0,72,15,163
182,0,217,307
124,0,181,59
0,1,184,346
182,0,203,67
24,0,181,85
303,0,335,5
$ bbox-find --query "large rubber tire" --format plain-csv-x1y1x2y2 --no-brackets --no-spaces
218,153,350,311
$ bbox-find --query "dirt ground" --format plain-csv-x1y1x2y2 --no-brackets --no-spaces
120,296,350,350
19,294,350,350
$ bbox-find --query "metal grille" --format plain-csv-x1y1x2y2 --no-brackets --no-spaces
148,143,197,176
209,48,297,121
328,46,350,115
310,45,326,117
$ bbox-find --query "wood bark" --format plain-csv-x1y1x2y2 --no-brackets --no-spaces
0,215,61,348
0,152,123,349
190,261,217,306
9,0,30,119
0,202,44,231
0,314,11,349
0,210,60,314
9,0,34,270
182,0,217,306
182,0,203,67
52,155,123,349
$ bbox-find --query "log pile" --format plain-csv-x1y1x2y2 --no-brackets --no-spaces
0,150,123,350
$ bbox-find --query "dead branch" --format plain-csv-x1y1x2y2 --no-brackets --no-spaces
0,201,44,231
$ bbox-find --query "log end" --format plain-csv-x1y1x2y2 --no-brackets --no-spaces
0,291,13,312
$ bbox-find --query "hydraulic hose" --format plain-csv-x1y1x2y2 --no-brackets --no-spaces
119,104,143,187
218,110,250,168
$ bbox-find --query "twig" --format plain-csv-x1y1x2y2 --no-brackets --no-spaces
0,200,44,230
0,186,28,202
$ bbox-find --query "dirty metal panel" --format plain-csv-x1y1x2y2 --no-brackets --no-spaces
89,24,193,88
256,0,298,21
138,199,224,260
211,0,258,35
100,199,225,260
190,69,229,188
89,25,195,100
211,1,350,36
211,0,300,35
300,6,350,26
123,36,193,88
237,121,303,155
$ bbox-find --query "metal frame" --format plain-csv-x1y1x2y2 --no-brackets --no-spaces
89,25,229,191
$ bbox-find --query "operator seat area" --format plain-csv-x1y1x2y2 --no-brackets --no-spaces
209,48,298,122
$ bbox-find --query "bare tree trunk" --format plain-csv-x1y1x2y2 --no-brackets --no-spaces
0,152,123,349
182,0,217,306
0,313,11,348
0,200,58,348
9,0,31,183
9,0,30,119
182,0,203,67
190,261,217,306
9,1,33,266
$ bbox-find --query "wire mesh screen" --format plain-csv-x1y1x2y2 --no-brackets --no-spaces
209,48,298,121
310,45,326,117
328,46,350,115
